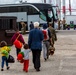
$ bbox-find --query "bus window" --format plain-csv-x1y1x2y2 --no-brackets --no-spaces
28,6,39,15
39,12,46,21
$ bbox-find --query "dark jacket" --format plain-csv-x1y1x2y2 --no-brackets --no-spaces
30,23,34,30
28,28,44,50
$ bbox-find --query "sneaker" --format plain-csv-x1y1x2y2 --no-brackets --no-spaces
1,69,4,71
7,67,10,70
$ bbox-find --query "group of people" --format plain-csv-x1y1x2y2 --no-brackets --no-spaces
0,21,57,72
58,18,66,30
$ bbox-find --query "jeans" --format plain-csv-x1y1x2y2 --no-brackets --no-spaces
42,41,50,59
1,56,8,68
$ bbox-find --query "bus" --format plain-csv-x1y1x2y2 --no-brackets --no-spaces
0,3,58,30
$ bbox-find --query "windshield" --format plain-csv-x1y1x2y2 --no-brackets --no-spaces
39,12,46,21
32,3,53,21
52,7,58,20
39,10,53,22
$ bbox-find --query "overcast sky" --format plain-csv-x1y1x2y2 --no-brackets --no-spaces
0,0,45,4
0,0,76,9
0,0,56,4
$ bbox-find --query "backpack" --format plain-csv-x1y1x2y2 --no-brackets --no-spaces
42,29,49,40
7,55,15,63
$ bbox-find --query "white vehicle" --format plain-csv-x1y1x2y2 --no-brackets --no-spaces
0,3,58,30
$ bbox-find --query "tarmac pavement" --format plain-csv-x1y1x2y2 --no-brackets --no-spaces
0,30,76,75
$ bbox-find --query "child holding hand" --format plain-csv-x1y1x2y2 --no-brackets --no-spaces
21,44,30,72
0,41,11,71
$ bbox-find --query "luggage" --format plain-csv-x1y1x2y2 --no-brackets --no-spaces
7,55,15,63
13,39,22,49
13,34,22,49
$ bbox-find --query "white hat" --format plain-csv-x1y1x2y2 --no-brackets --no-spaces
34,22,39,28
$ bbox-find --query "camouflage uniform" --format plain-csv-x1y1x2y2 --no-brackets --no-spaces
58,20,61,30
21,22,26,34
62,18,66,30
48,26,57,45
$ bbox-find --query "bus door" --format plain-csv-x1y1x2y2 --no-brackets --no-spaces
27,15,40,30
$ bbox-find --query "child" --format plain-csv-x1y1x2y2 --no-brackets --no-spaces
0,41,11,71
21,44,30,72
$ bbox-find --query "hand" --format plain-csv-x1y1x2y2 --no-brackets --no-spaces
55,38,57,41
51,42,54,47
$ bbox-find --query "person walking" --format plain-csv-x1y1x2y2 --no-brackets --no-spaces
21,44,31,72
54,20,58,30
42,24,52,61
11,29,25,57
28,22,44,71
29,21,34,30
58,19,61,30
0,41,11,71
48,22,57,46
21,21,26,34
62,18,66,30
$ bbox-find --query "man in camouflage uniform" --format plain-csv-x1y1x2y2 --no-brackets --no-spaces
62,18,66,30
48,22,57,46
20,21,26,34
58,19,61,30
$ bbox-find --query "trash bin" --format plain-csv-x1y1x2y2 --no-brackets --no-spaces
67,25,70,30
74,25,76,30
70,21,74,28
70,24,74,28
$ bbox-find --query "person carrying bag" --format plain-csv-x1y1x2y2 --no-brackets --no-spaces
11,29,25,57
13,34,22,49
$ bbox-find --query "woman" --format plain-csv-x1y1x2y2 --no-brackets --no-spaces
11,29,25,56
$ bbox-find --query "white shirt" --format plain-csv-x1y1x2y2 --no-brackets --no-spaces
21,49,31,60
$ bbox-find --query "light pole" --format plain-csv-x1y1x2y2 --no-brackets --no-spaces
44,0,46,3
69,0,71,15
56,0,61,20
63,0,65,19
